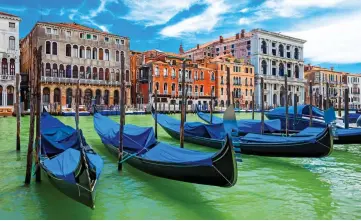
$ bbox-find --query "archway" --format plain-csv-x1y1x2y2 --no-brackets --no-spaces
104,90,109,105
66,88,72,107
54,88,61,103
7,86,14,106
43,87,50,105
280,86,285,106
235,100,240,109
273,94,277,107
84,89,93,106
220,100,225,107
114,90,119,105
261,60,267,75
279,63,284,76
96,89,101,105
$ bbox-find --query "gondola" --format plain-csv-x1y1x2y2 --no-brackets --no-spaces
195,106,282,135
39,111,103,209
154,108,333,157
93,111,238,187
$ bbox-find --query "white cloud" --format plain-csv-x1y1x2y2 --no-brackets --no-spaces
284,10,361,64
239,8,249,13
160,0,231,37
90,0,118,17
238,17,251,25
121,0,200,26
59,8,65,16
38,8,51,16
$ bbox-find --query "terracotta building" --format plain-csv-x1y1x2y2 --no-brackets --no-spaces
130,50,142,106
304,65,347,109
204,54,255,109
138,50,216,109
20,22,131,112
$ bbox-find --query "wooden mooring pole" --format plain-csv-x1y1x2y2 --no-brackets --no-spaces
35,46,42,182
345,87,349,129
285,74,289,136
180,59,186,148
338,88,342,117
210,96,213,124
118,52,125,171
326,82,330,110
25,47,37,184
260,77,264,134
154,89,158,139
226,66,231,107
309,80,313,127
16,73,21,151
293,93,297,131
252,92,255,120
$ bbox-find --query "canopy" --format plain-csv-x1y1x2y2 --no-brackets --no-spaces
267,105,324,118
156,113,225,139
93,113,157,152
43,148,81,184
240,132,317,143
197,110,223,124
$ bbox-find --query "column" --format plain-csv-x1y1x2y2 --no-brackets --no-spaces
268,40,271,55
4,90,7,106
276,61,279,77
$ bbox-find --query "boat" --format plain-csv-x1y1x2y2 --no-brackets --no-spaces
93,111,238,187
195,106,282,134
39,111,103,209
223,106,334,158
62,107,90,116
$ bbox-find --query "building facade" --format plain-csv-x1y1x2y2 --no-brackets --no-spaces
20,22,130,111
183,29,306,108
138,50,216,109
203,54,254,109
304,65,347,109
0,12,20,107
346,74,361,109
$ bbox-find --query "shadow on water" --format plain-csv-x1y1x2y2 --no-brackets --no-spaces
123,164,227,220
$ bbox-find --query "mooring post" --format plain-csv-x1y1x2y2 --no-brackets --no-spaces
154,89,158,139
326,82,330,109
252,92,255,120
180,59,186,148
25,47,37,185
309,80,313,127
338,88,342,117
293,93,297,131
285,74,289,135
261,77,264,134
35,46,42,182
226,66,231,107
16,73,21,151
118,52,125,171
210,96,213,124
345,87,349,129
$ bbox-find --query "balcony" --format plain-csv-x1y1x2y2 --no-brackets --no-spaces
171,91,176,96
0,75,15,81
178,77,194,83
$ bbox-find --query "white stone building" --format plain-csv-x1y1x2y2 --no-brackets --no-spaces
0,12,20,107
183,29,307,108
347,74,361,109
250,29,306,108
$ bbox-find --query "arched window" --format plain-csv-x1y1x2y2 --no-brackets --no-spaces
211,72,215,81
195,85,198,92
66,88,73,106
66,65,72,78
155,82,159,91
116,51,120,62
45,63,51,77
294,48,299,59
54,88,61,103
80,66,85,79
99,48,104,60
104,49,109,61
164,68,168,77
43,87,50,104
86,67,91,79
171,83,175,91
6,86,14,105
116,70,120,81
92,48,97,59
59,64,64,77
66,44,71,57
155,66,159,76
295,65,299,78
200,71,204,79
104,90,109,105
52,64,58,77
79,46,85,58
10,59,15,75
172,68,175,77
99,68,104,80
86,47,91,59
95,89,101,105
46,41,51,54
245,78,248,85
105,68,110,81
9,36,15,50
73,45,78,57
93,67,98,80
163,83,168,93
73,65,78,78
114,90,119,105
262,60,267,75
52,42,57,55
279,44,284,57
126,70,130,82
279,63,284,76
261,40,267,54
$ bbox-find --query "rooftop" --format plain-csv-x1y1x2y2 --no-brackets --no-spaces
0,11,21,19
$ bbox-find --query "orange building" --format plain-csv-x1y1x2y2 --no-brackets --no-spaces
138,50,216,109
199,54,255,109
130,50,142,106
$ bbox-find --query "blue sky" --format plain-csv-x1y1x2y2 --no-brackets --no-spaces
1,0,360,73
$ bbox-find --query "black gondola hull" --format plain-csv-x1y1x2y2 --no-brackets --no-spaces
235,127,333,157
104,138,237,187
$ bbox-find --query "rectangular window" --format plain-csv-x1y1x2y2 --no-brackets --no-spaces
105,37,109,42
46,28,51,34
231,44,234,49
53,29,58,35
121,39,125,45
80,33,84,38
87,34,91,39
216,48,219,52
223,46,226,50
9,22,15,28
66,31,71,37
93,35,97,40
204,52,206,55
116,39,120,44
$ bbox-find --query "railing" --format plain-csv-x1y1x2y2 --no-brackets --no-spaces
171,91,176,96
41,76,121,86
179,78,193,83
171,75,176,79
164,90,168,95
194,92,199,97
200,92,204,96
0,75,15,81
187,92,193,96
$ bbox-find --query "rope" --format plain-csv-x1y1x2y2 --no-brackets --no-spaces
118,147,148,164
212,165,233,186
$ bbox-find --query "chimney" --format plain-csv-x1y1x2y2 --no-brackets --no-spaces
179,43,184,54
330,66,334,71
197,44,200,49
236,33,240,39
142,54,145,65
241,29,245,38
219,36,224,43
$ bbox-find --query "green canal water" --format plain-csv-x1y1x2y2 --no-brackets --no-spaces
1,113,361,219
